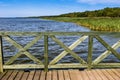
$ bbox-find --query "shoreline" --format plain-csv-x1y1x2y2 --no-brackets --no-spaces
41,17,120,32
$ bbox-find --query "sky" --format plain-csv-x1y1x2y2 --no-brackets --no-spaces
0,0,120,17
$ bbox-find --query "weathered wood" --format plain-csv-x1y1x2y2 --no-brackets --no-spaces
39,71,46,80
101,69,115,80
69,70,79,80
24,35,43,49
52,70,58,80
23,52,43,64
80,70,90,80
58,70,64,80
4,36,43,65
27,70,35,80
1,70,13,80
50,35,86,64
92,40,120,65
46,71,52,80
0,32,119,71
95,69,109,80
77,70,84,80
0,36,3,73
90,70,102,80
48,63,87,68
50,35,88,65
3,64,44,69
0,71,7,79
93,63,120,68
21,72,29,80
95,35,120,59
14,71,24,80
63,70,70,80
87,35,93,69
106,69,120,80
5,50,22,64
33,71,41,80
0,69,120,80
85,70,97,80
0,32,39,36
7,70,18,80
117,69,120,73
0,31,119,36
111,69,120,77
44,35,48,72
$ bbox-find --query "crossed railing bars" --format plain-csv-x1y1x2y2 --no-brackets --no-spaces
0,32,120,72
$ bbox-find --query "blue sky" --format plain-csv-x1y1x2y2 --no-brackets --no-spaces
0,0,120,17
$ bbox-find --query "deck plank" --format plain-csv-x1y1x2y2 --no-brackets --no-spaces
69,70,79,80
0,69,120,80
63,70,71,80
39,71,46,80
52,70,58,80
58,70,64,80
8,70,18,80
101,69,115,80
46,71,52,80
80,70,90,80
33,70,41,80
74,70,83,80
0,71,7,79
27,70,35,80
14,71,24,80
91,70,102,80
116,69,120,73
111,69,120,78
21,72,29,80
85,70,98,80
95,69,109,80
106,69,120,80
78,70,84,80
1,70,13,80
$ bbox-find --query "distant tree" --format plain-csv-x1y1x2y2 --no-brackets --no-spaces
59,7,120,17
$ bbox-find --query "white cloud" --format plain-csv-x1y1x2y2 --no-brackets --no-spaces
77,0,120,4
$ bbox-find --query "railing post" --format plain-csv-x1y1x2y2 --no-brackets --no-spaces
0,36,3,73
44,35,48,72
87,35,93,70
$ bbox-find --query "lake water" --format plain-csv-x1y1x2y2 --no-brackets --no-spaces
0,18,119,64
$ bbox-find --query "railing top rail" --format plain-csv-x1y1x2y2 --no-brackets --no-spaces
0,31,119,36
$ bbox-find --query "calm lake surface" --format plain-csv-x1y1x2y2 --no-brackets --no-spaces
0,18,119,63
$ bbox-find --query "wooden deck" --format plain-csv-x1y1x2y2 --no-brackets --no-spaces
0,69,120,80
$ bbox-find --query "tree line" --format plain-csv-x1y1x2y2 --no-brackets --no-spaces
59,7,120,17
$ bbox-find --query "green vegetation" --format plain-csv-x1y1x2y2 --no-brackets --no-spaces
40,7,120,32
42,17,120,32
59,7,120,17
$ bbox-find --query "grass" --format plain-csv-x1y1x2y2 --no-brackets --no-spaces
42,17,120,32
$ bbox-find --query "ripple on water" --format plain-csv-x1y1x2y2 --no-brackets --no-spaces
0,18,119,63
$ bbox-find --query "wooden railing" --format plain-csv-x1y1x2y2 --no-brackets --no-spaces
0,32,120,72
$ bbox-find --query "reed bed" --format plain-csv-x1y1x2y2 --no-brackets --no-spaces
43,17,120,32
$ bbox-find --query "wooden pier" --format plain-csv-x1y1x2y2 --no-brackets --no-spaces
0,69,120,80
0,32,120,79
